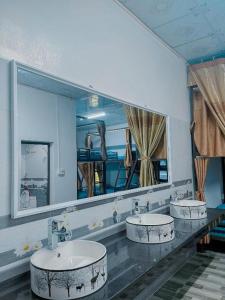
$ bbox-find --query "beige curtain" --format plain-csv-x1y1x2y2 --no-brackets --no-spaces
124,128,132,174
194,157,209,202
187,69,196,87
193,91,225,156
200,216,223,245
152,130,167,159
125,105,166,187
190,59,225,136
78,162,94,197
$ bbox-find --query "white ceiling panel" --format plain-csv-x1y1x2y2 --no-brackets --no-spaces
118,0,225,62
154,12,213,48
119,0,201,29
175,34,222,61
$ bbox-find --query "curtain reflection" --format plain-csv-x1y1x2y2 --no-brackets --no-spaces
97,121,107,161
124,128,132,178
78,162,94,197
125,105,166,187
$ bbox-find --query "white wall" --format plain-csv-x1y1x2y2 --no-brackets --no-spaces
0,0,189,122
0,0,191,193
0,0,193,280
18,84,77,204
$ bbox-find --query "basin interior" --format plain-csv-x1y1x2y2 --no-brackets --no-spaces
31,240,106,271
126,213,174,226
171,200,206,207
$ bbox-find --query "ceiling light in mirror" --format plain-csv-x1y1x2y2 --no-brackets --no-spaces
89,94,99,107
86,112,106,119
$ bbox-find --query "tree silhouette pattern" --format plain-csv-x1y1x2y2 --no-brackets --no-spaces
55,272,77,298
34,272,47,294
32,257,107,299
131,223,173,243
178,206,206,219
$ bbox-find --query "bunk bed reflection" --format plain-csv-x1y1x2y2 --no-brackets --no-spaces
76,122,168,200
77,153,168,200
77,148,140,199
77,123,138,199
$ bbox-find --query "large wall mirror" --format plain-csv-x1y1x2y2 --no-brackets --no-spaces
11,61,170,218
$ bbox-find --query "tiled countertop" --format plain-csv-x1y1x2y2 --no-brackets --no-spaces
0,208,224,300
103,208,224,299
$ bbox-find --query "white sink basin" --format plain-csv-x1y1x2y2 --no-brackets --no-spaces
170,200,207,220
126,213,175,244
30,240,107,300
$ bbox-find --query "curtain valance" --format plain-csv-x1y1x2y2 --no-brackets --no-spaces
190,58,225,156
193,91,225,156
187,58,225,87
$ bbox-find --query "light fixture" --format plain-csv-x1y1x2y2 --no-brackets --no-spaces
89,94,99,107
76,115,85,121
86,112,106,119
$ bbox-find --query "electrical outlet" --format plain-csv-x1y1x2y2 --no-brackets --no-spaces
57,168,65,177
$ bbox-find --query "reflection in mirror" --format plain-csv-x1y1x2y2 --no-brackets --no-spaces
20,142,50,211
13,63,169,216
76,100,168,199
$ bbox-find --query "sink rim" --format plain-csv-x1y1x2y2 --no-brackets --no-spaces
126,213,174,226
30,239,107,272
170,200,206,207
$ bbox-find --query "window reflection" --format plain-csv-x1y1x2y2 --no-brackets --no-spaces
20,142,50,210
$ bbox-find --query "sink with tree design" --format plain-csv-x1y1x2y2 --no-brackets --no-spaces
170,200,207,220
30,240,107,299
126,213,175,244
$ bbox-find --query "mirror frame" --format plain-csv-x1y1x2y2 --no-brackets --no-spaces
11,60,172,218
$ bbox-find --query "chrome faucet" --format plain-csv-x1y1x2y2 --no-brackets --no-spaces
132,199,150,215
171,190,184,202
173,190,179,202
48,218,72,250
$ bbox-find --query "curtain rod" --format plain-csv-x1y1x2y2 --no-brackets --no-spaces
188,53,225,65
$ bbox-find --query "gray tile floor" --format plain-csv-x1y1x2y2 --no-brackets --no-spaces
114,251,225,300
152,251,225,300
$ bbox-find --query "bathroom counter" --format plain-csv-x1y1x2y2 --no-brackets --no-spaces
104,208,224,299
0,208,224,300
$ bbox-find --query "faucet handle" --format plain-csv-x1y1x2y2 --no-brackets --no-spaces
132,198,139,206
132,198,141,215
132,199,139,210
48,218,64,230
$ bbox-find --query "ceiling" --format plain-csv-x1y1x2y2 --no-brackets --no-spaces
118,0,225,63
